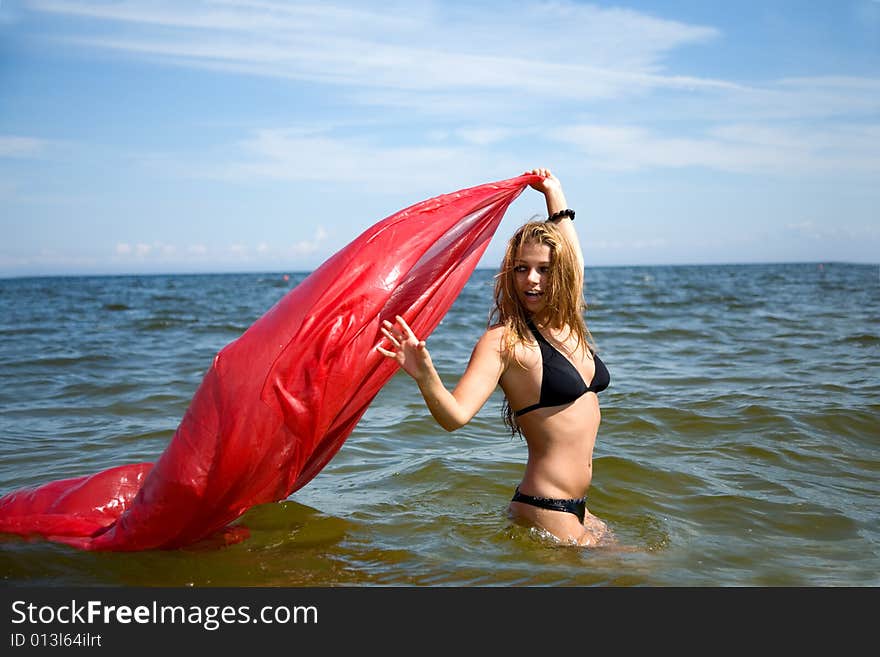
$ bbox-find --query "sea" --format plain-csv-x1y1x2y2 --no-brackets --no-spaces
0,263,877,587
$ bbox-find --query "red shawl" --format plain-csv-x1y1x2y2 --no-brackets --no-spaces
0,174,538,550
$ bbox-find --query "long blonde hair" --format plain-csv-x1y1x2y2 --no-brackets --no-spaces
489,221,594,434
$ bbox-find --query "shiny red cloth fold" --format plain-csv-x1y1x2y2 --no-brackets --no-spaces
0,174,538,550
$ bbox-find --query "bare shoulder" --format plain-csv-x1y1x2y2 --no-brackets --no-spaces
456,324,507,380
474,323,527,372
474,324,506,353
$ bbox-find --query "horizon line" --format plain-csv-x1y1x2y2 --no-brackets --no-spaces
1,260,877,281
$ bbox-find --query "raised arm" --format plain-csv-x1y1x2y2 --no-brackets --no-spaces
527,168,584,273
377,316,504,432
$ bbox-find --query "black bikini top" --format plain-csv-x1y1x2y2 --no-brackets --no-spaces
513,318,610,418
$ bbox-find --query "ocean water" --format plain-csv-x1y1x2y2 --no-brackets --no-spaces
0,263,877,587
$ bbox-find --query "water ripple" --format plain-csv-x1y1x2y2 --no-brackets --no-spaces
1,264,877,586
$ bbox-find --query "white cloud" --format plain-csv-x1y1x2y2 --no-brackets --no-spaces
23,0,879,184
0,136,48,157
456,127,513,146
723,77,880,122
114,241,180,259
555,120,880,176
785,220,880,242
26,0,725,106
201,128,505,191
107,234,331,267
288,227,328,257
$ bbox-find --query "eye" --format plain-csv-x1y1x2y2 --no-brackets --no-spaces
513,265,527,273
539,266,551,274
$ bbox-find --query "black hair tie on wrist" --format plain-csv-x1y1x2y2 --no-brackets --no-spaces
548,208,575,222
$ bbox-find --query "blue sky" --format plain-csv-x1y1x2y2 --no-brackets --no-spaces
1,0,878,276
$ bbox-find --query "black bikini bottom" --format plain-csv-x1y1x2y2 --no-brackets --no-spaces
511,486,586,524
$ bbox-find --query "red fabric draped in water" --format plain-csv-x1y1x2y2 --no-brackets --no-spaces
0,174,539,550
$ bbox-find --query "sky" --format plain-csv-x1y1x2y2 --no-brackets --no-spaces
1,0,878,277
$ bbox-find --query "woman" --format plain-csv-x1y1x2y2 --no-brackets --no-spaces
377,168,610,546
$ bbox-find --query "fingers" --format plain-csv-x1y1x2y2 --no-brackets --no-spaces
396,315,424,347
376,317,428,366
380,315,422,349
379,316,419,352
382,318,404,343
380,325,400,347
394,315,418,340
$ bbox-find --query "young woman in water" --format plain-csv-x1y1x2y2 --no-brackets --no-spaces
377,168,610,546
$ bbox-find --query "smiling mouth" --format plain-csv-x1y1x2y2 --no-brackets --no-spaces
524,290,543,299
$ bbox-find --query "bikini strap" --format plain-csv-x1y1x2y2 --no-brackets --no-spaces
525,317,547,344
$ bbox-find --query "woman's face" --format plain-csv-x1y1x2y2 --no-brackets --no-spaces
513,240,552,314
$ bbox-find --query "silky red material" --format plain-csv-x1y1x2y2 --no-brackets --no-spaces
0,174,539,550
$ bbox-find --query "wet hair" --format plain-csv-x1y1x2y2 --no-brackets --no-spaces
489,220,594,435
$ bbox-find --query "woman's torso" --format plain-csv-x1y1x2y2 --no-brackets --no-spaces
498,321,604,499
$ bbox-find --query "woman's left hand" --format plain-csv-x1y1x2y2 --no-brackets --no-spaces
525,167,563,196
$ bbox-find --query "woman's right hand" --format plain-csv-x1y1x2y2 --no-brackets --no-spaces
376,315,434,382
